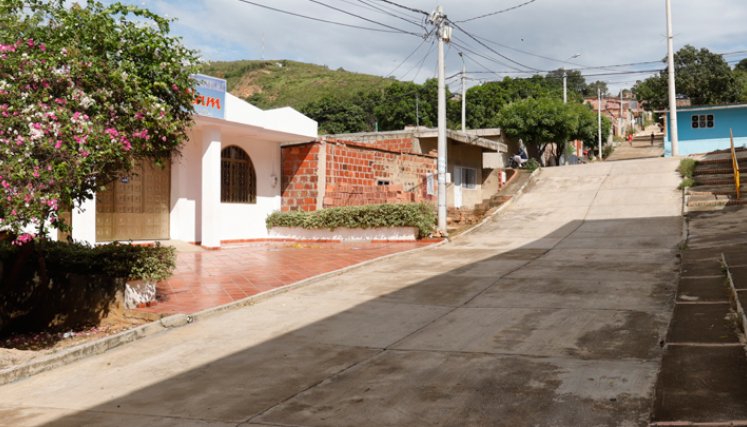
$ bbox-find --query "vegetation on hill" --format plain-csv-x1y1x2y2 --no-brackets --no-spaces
200,59,610,150
199,59,395,110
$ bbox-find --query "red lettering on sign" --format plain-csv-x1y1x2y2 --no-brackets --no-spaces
194,95,222,110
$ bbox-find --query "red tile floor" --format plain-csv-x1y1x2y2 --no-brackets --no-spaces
136,241,437,315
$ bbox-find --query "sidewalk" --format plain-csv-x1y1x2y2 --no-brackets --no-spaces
138,241,437,315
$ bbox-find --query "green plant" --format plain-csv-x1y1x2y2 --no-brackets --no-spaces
678,177,695,190
266,203,437,238
678,158,697,178
602,144,615,159
525,158,540,172
0,0,198,241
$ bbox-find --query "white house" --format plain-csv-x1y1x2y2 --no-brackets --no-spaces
69,74,317,249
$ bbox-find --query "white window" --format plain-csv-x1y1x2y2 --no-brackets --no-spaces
426,173,435,196
691,114,714,129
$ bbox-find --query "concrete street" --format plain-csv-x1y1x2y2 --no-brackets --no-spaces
0,157,683,426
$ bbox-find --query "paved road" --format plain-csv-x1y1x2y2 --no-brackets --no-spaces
0,158,683,426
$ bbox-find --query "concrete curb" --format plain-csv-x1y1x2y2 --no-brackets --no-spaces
722,254,747,337
0,321,165,386
451,167,541,241
0,239,448,385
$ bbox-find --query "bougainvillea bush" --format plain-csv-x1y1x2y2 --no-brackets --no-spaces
0,0,198,242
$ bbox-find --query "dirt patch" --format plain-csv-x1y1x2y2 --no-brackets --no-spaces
0,307,157,370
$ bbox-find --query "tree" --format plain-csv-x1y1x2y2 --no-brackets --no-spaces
634,45,739,110
546,68,587,101
495,98,573,163
301,96,370,134
465,75,561,129
496,98,610,165
0,0,198,243
586,81,609,97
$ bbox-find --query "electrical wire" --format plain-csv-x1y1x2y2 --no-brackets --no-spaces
352,0,427,30
371,0,429,16
385,36,431,78
235,0,408,34
303,0,423,37
455,0,538,23
448,20,540,72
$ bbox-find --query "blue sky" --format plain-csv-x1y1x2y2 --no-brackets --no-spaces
108,1,747,93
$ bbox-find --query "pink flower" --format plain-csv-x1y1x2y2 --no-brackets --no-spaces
39,43,46,52
13,233,34,246
26,39,34,48
104,128,119,138
54,140,62,149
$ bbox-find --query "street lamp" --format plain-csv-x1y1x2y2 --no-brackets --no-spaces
563,53,582,104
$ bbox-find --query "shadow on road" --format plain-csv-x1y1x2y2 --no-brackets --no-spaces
1,214,683,427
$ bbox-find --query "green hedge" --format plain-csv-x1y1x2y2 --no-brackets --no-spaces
0,240,176,282
0,239,177,335
266,203,436,238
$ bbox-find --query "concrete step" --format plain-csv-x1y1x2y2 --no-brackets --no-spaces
693,161,747,176
693,173,742,186
688,184,740,196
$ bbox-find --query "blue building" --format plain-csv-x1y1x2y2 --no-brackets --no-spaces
664,104,747,156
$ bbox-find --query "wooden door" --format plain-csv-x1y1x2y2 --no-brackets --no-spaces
96,161,170,242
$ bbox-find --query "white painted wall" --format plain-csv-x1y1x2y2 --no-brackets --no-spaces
225,93,317,138
71,197,96,244
217,136,281,241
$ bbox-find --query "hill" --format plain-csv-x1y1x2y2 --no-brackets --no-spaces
198,59,396,110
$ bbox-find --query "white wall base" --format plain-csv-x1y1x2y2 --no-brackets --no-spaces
268,226,418,241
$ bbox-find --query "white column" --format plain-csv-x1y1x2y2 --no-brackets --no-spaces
201,127,221,248
71,197,96,245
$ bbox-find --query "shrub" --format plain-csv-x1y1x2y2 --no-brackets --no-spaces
266,203,436,238
602,144,615,159
0,240,177,335
678,158,697,178
678,177,695,190
525,158,540,172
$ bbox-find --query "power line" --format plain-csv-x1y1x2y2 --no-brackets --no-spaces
455,0,538,23
235,0,408,34
303,0,423,36
386,36,431,78
372,0,429,16
353,0,427,30
451,38,528,73
448,20,540,72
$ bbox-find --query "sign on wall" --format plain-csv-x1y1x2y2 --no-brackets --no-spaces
191,74,226,119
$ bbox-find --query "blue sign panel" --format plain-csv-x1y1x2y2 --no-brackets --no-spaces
191,74,226,119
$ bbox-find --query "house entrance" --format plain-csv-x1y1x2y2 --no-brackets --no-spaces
95,161,170,242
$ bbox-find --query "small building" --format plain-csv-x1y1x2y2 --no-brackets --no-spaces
663,104,747,156
584,96,645,137
68,74,317,248
281,128,508,212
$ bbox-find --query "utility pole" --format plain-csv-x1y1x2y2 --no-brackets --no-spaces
429,6,450,235
563,71,567,104
459,52,466,131
666,0,679,156
598,87,603,161
415,93,420,127
619,90,624,137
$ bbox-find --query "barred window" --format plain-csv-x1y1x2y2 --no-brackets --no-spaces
221,146,256,203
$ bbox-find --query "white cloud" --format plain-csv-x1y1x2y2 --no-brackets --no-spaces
123,0,747,94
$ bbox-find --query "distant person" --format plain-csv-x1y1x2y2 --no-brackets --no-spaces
627,133,633,146
651,132,655,146
512,147,528,168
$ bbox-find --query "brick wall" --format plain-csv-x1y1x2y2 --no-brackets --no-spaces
323,138,436,208
281,142,320,212
281,138,437,211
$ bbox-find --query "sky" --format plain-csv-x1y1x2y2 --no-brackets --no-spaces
112,0,747,94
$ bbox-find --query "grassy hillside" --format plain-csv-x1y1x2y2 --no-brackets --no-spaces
198,60,395,110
